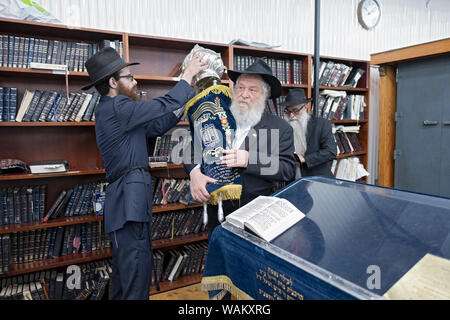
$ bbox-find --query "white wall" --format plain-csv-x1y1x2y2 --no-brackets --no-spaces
38,0,450,60
35,0,450,184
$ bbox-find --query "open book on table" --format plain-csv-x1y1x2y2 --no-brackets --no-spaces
225,196,305,242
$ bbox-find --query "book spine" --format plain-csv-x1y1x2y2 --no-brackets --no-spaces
64,93,80,121
38,91,57,122
13,187,21,224
0,35,3,68
9,87,17,122
20,187,27,223
39,185,46,221
0,188,8,225
51,40,59,65
3,87,10,121
12,36,19,68
0,87,3,122
17,37,24,69
30,91,50,122
7,188,14,225
32,186,40,222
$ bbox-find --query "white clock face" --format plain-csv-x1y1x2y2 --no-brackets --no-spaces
359,0,381,29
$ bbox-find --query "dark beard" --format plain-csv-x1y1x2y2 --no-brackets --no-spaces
117,82,139,101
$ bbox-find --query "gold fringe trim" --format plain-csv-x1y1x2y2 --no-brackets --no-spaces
208,184,242,205
201,275,254,300
184,85,232,122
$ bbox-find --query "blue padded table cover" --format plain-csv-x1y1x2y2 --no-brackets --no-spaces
201,177,450,300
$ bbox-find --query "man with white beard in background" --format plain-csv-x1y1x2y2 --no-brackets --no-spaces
282,88,336,179
185,58,296,238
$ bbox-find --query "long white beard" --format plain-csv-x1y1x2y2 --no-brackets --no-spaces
230,94,265,129
288,112,310,157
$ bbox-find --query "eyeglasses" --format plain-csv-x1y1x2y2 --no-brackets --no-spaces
116,74,135,81
284,105,306,116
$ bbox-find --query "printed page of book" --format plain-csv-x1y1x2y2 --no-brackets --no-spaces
383,253,450,300
245,198,305,242
225,196,278,228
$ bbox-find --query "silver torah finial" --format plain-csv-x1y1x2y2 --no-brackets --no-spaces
182,44,226,93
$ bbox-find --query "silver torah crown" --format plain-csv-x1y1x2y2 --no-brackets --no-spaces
182,44,225,84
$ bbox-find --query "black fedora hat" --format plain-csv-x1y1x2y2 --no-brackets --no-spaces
279,88,312,106
227,58,282,99
81,47,140,91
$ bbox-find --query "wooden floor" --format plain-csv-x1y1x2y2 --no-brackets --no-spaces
150,283,210,300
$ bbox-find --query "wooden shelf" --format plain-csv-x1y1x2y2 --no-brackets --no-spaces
0,66,89,78
152,203,203,213
331,119,368,124
149,164,184,171
0,215,103,235
1,248,112,278
135,74,230,85
336,151,367,159
0,121,95,127
231,44,310,58
282,83,307,88
0,169,105,181
316,85,368,92
153,232,208,249
150,273,203,295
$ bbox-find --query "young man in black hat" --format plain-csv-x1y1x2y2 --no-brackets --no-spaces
185,58,296,238
82,47,207,300
282,88,336,178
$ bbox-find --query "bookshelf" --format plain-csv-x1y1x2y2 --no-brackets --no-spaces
0,17,371,297
312,56,370,182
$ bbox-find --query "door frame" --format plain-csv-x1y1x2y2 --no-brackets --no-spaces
370,38,450,187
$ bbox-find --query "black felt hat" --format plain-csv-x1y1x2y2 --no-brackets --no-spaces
279,88,312,106
81,47,139,90
227,58,282,99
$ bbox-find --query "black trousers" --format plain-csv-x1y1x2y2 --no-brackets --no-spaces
109,221,151,300
206,199,240,239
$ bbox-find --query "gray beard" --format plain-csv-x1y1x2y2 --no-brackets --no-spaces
288,112,310,157
230,95,265,129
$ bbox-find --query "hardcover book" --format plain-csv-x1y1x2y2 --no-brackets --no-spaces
225,196,305,242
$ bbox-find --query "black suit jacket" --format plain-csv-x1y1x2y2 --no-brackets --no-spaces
185,112,296,206
299,116,337,178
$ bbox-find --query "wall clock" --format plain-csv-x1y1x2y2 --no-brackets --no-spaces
357,0,381,30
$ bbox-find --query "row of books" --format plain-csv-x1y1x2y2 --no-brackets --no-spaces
0,222,111,271
332,156,369,182
0,87,18,122
0,185,46,226
152,240,208,284
316,91,366,121
151,207,205,241
13,90,101,122
265,95,288,120
332,126,363,155
152,178,190,205
234,55,303,85
0,259,112,300
0,181,106,226
315,60,365,88
0,35,123,72
152,134,176,162
45,181,107,222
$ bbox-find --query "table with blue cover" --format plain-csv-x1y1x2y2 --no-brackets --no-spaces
200,177,450,300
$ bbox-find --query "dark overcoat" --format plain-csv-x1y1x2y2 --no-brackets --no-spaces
95,80,195,233
185,112,297,206
300,116,337,178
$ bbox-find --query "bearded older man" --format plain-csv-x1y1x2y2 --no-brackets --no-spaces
282,88,336,179
185,58,296,238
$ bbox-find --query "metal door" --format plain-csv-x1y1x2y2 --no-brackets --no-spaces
394,54,450,198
